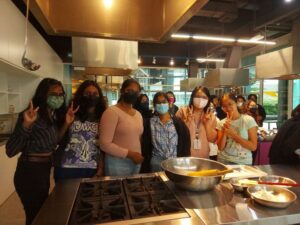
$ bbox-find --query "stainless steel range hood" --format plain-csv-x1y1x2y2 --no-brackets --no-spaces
256,46,300,80
180,78,205,91
203,68,249,87
72,37,138,76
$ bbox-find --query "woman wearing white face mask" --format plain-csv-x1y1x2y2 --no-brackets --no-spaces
176,86,217,158
141,92,191,173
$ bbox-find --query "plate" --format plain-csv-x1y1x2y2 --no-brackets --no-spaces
247,185,297,209
224,165,267,180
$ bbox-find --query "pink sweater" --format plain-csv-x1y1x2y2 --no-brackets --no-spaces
99,105,143,158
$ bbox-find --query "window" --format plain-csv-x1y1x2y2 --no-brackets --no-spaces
293,79,300,109
134,67,191,108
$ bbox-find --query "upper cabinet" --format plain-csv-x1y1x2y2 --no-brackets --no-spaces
0,1,64,114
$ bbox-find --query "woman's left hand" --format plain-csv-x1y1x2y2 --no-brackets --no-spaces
65,102,79,125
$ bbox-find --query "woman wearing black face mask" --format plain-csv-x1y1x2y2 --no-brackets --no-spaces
134,94,153,121
54,80,107,181
99,79,144,176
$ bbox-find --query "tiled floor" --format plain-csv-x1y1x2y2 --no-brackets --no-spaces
0,170,55,225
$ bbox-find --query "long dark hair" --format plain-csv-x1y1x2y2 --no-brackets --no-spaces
31,78,66,127
133,94,149,111
72,80,107,122
118,79,141,102
189,86,210,112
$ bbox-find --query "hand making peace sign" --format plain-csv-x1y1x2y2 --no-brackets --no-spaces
23,101,39,129
65,102,80,125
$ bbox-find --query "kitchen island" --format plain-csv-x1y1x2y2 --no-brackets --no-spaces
32,165,300,225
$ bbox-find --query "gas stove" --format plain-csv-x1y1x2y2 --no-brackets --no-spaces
68,175,189,225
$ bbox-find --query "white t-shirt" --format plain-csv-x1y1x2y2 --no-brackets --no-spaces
217,114,257,165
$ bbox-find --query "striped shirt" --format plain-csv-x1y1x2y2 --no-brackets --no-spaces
6,113,58,157
150,116,178,159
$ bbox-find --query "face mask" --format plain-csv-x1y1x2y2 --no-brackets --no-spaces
140,102,149,111
123,91,138,105
82,95,100,107
168,97,175,104
249,107,257,113
47,96,64,110
193,98,208,109
237,102,243,108
155,103,169,115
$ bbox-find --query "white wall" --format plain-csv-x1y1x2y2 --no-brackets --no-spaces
0,0,63,80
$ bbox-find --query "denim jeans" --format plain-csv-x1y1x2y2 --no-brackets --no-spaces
150,155,165,172
105,154,141,176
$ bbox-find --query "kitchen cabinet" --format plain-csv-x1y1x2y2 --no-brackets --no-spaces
0,145,19,206
0,65,40,115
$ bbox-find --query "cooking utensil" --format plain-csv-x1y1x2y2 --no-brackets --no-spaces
259,175,296,188
22,0,40,71
247,185,297,209
187,169,233,176
161,157,228,192
230,178,258,192
258,182,300,187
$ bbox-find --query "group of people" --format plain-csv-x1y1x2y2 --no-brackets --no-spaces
5,77,297,225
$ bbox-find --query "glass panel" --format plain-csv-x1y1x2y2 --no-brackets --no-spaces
293,79,300,108
262,80,279,116
134,67,191,108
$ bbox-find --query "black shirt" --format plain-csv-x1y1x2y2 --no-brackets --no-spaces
269,117,300,164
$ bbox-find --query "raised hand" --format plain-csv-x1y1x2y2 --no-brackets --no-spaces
223,112,233,129
23,101,39,128
65,102,79,125
202,107,214,124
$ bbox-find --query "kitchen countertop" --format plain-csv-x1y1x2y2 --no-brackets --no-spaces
32,165,300,225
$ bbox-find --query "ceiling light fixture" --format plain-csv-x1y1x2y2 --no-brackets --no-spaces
237,39,276,45
196,58,225,63
137,57,141,64
103,0,113,9
285,0,293,3
152,57,156,64
171,34,191,39
193,35,235,42
172,33,277,45
170,58,175,66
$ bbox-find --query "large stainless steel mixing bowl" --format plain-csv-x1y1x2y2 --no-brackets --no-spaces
161,157,228,192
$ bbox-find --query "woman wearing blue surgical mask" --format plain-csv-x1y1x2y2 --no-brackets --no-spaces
176,86,217,158
6,78,78,225
141,92,191,173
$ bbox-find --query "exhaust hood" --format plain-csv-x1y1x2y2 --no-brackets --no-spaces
26,0,208,42
72,37,138,76
180,78,205,91
256,46,300,80
203,68,249,88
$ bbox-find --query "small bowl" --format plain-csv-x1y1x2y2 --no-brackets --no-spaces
259,175,296,188
247,185,297,209
230,178,257,192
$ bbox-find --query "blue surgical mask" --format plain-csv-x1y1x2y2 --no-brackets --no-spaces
155,103,169,115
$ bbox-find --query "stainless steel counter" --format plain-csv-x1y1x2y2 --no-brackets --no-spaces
32,165,300,225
